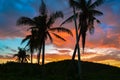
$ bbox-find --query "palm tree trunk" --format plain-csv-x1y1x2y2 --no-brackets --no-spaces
37,46,41,64
21,57,24,63
72,5,81,80
72,21,87,60
31,53,33,63
42,40,45,65
72,3,80,62
72,29,81,60
72,43,77,60
37,47,41,64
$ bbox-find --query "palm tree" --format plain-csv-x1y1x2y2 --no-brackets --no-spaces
72,0,104,60
13,47,30,63
61,0,104,79
61,0,81,79
21,29,39,63
30,0,73,65
61,0,104,60
17,0,73,65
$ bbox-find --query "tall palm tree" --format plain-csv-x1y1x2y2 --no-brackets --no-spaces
72,0,104,60
17,0,73,65
61,0,104,59
68,0,81,79
13,47,30,63
61,0,104,79
61,0,81,79
30,0,73,65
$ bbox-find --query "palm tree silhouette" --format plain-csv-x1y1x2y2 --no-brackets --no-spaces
17,0,73,65
61,0,104,59
13,47,30,63
72,0,104,60
61,0,104,79
60,0,82,79
21,29,39,63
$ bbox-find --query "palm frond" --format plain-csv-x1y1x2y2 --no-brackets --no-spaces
96,19,101,23
90,0,104,9
24,40,31,48
78,0,87,11
87,0,92,6
39,0,47,15
93,17,101,23
47,16,54,28
69,0,79,8
89,9,103,16
13,54,18,57
47,32,53,43
49,27,73,36
17,17,35,26
81,32,86,53
21,35,31,44
47,11,64,28
52,11,64,19
60,13,78,26
52,33,66,41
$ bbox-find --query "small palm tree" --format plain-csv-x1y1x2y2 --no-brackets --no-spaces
17,0,73,65
13,47,30,63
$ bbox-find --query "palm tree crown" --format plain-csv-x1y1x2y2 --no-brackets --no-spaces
13,47,30,63
77,0,104,51
61,0,104,52
17,0,73,65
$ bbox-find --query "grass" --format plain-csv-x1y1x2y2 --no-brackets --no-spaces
0,60,120,80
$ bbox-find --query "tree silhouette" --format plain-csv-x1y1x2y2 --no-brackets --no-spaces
61,0,81,79
21,29,38,63
72,0,104,60
61,0,104,79
13,47,30,63
17,0,73,65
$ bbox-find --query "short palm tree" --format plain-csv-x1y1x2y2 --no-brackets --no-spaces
17,0,73,65
13,47,30,63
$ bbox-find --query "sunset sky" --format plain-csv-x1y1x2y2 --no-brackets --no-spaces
0,0,120,65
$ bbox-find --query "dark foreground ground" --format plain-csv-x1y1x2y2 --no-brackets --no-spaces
0,60,120,80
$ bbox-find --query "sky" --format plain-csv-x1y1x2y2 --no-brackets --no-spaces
0,0,120,64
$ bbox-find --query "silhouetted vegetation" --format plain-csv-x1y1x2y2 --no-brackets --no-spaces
61,0,104,79
17,0,72,65
13,47,30,63
0,60,120,80
1,0,113,80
